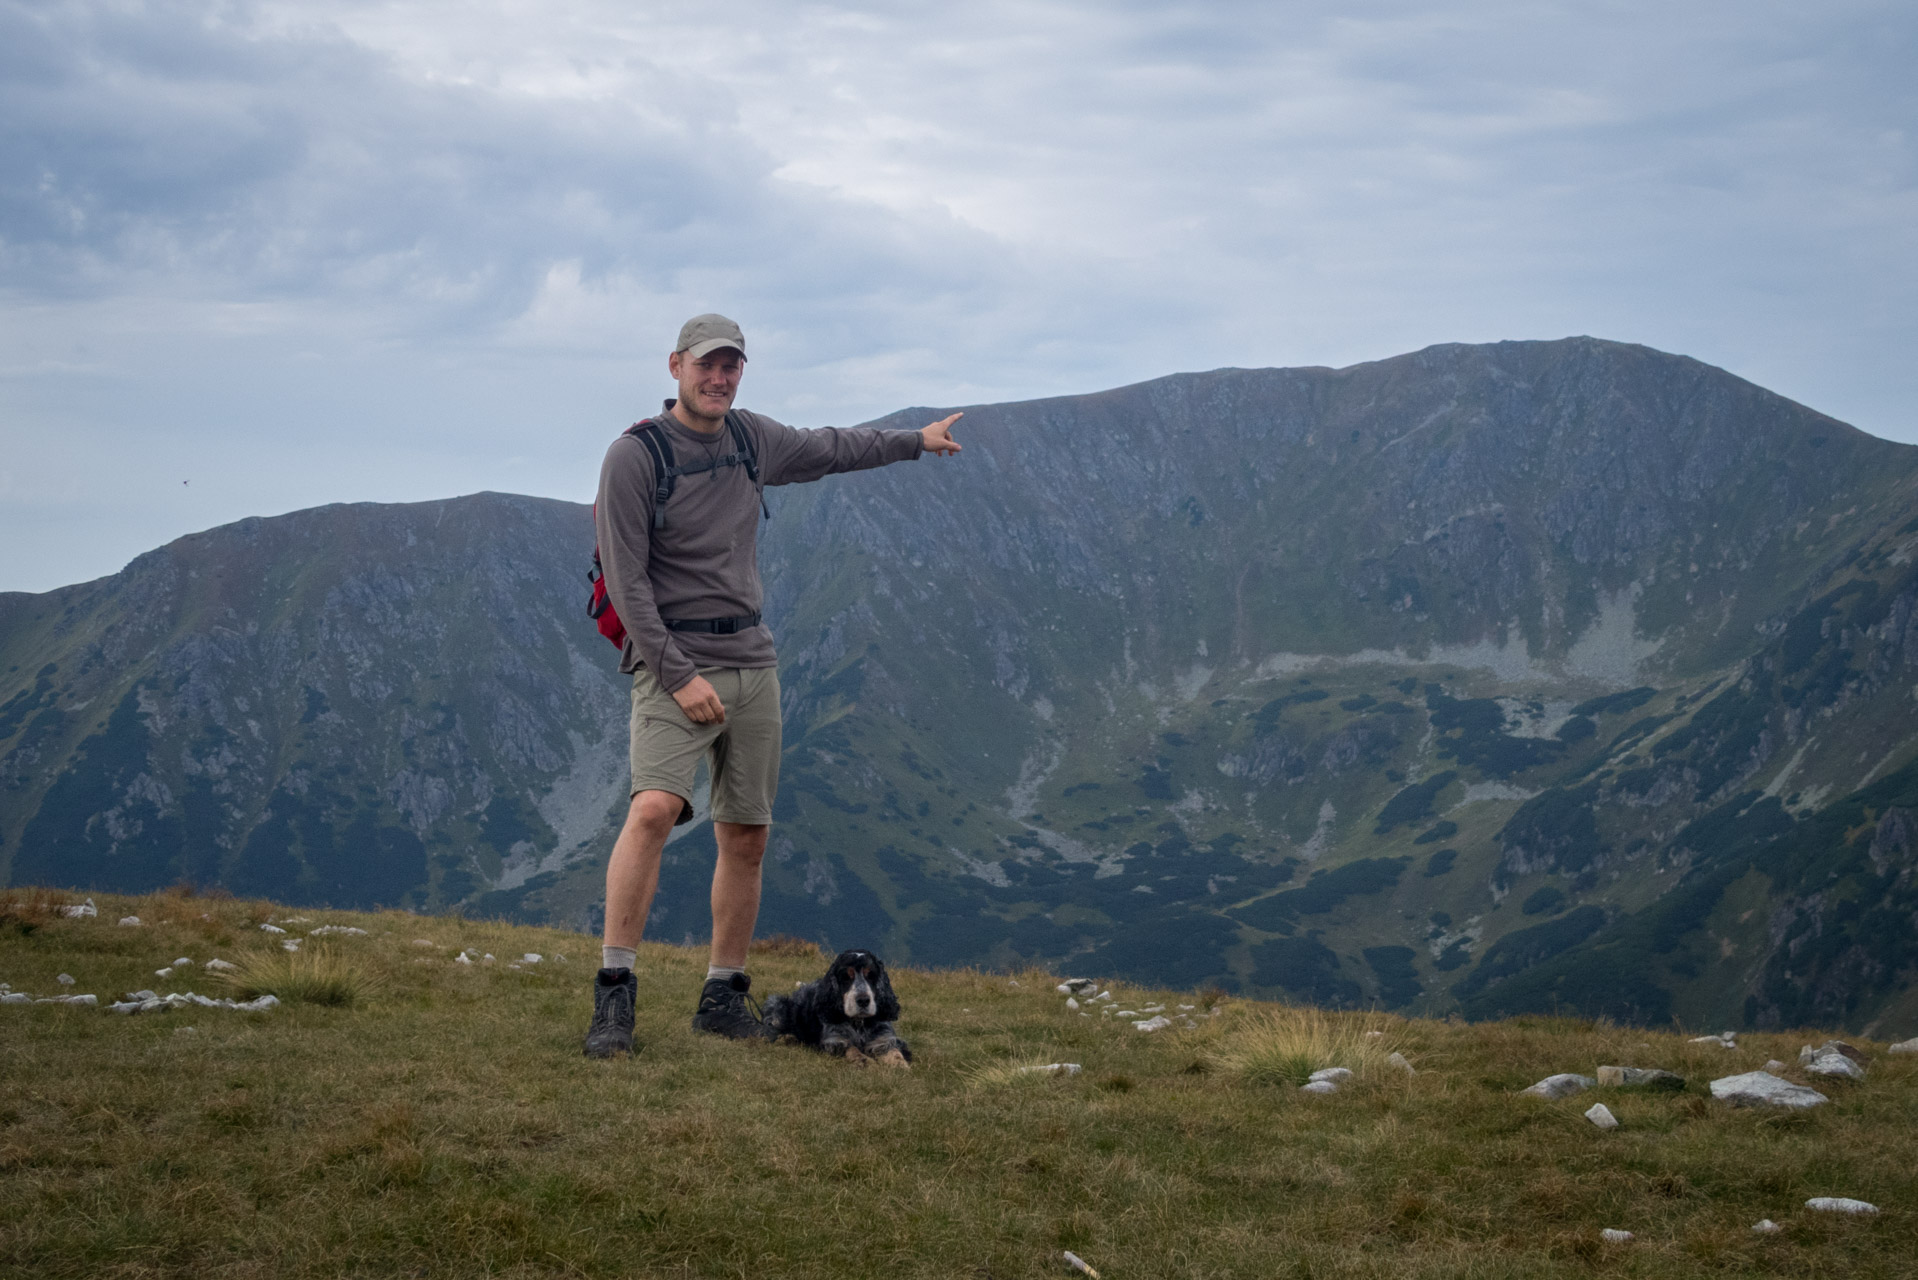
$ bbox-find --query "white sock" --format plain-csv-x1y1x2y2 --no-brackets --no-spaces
706,965,745,983
602,946,637,973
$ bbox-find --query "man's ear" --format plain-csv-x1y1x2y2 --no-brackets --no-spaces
668,351,683,379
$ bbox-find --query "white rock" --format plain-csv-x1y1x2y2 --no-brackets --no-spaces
1387,1052,1416,1075
1600,1228,1634,1244
1710,1071,1827,1109
1015,1063,1082,1076
1690,1032,1736,1047
1585,1103,1619,1130
1806,1052,1865,1080
1888,1037,1918,1055
2,992,34,1004
1798,1044,1816,1065
1363,1030,1384,1040
236,994,280,1012
1065,997,1080,1010
1056,983,1073,994
281,940,300,952
507,964,521,971
1178,1004,1195,1011
1308,1067,1354,1084
1114,1009,1139,1018
138,999,166,1013
1520,1073,1596,1099
1752,1219,1781,1234
57,973,75,985
1763,1060,1787,1073
553,953,566,962
171,958,193,968
155,968,173,979
119,916,141,927
522,953,542,964
483,954,495,962
1133,1015,1172,1032
412,939,435,948
1805,1197,1877,1215
204,959,237,972
59,898,98,918
127,989,157,1001
260,924,286,934
1300,1080,1339,1094
308,925,368,936
455,952,473,965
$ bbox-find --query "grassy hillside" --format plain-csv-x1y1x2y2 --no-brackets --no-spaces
5,888,1917,1278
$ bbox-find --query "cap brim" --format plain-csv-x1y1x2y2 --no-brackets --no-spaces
682,338,746,360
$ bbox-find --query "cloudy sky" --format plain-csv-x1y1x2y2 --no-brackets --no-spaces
2,0,1914,592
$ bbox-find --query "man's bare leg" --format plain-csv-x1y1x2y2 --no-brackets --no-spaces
709,820,769,969
602,790,685,950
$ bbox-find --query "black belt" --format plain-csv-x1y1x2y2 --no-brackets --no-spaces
661,611,762,635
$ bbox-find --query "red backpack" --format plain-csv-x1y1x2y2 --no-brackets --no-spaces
586,412,763,648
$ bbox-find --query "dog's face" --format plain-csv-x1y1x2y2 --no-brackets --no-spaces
828,949,897,1021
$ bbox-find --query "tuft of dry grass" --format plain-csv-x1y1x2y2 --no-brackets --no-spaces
1212,1002,1402,1085
753,934,827,959
214,944,382,1007
0,887,60,936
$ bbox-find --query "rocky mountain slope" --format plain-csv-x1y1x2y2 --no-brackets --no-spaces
5,337,1917,1029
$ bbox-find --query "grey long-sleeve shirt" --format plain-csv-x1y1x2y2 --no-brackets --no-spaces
594,402,924,692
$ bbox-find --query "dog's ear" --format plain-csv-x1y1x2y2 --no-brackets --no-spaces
872,962,901,1022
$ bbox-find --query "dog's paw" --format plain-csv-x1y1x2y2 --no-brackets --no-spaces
875,1048,910,1069
843,1045,869,1067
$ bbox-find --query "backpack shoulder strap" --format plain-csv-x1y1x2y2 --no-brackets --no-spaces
724,410,771,521
624,419,677,530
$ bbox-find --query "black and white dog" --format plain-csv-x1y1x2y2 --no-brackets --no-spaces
762,949,911,1066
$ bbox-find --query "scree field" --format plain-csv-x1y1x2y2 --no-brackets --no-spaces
3,887,1915,1279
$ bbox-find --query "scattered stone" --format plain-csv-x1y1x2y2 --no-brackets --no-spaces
1763,1060,1787,1073
155,968,174,979
1806,1197,1877,1215
1309,1067,1354,1084
1,993,32,1005
1065,997,1080,1010
1300,1080,1339,1095
1016,1063,1082,1076
119,916,141,927
1596,1066,1685,1091
35,994,99,1006
1520,1073,1597,1099
1387,1052,1416,1075
1806,1052,1865,1081
1177,1003,1195,1011
308,925,368,937
128,989,158,1001
522,953,542,964
553,953,567,962
1114,1009,1139,1018
455,952,473,965
281,940,300,952
279,916,313,924
1710,1071,1828,1109
1063,1250,1100,1278
57,973,75,985
1888,1037,1918,1055
1133,1015,1172,1032
1585,1103,1619,1130
1819,1040,1866,1063
260,924,286,934
1690,1031,1736,1048
171,958,194,968
482,954,495,963
204,959,237,973
59,898,97,918
1752,1219,1781,1234
1363,1030,1384,1040
412,939,436,948
1599,1228,1634,1244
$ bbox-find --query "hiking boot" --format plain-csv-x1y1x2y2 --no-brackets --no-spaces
691,972,769,1039
582,967,637,1058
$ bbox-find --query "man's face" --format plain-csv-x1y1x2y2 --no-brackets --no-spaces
669,348,745,422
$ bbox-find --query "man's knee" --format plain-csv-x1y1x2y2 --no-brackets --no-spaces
628,790,685,835
715,821,769,867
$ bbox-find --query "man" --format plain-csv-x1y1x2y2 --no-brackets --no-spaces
583,313,962,1058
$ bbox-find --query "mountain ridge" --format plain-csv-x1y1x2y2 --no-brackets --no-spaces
6,336,1917,1029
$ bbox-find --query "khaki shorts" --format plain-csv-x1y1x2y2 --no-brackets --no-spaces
629,666,782,826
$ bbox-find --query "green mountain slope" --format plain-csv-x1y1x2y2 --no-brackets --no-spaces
5,337,1917,1028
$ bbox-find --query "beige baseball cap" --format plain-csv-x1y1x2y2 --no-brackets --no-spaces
675,313,747,360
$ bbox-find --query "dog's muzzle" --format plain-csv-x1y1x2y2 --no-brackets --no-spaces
843,972,876,1019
